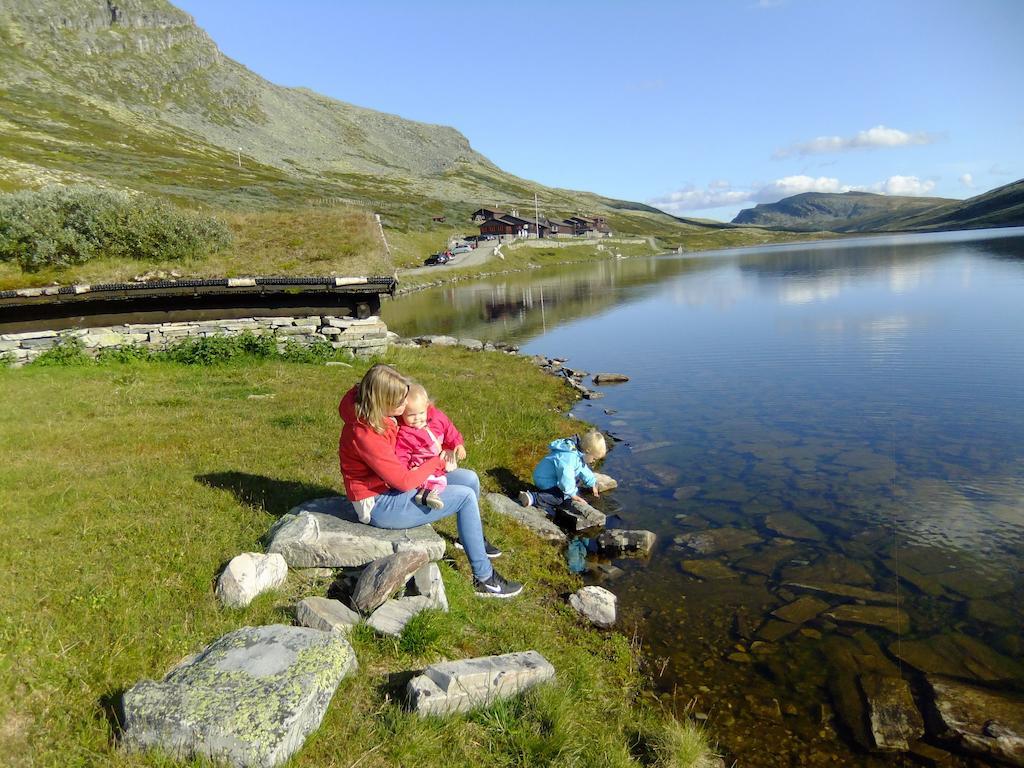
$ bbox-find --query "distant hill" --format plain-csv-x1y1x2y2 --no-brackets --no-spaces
732,182,1024,233
0,0,704,233
876,178,1024,232
731,191,956,232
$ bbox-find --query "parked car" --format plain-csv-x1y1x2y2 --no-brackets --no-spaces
451,244,472,255
423,251,451,266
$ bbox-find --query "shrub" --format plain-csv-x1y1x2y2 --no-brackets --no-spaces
162,331,277,365
29,337,90,366
0,185,232,270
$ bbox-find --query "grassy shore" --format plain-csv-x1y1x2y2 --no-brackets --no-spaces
0,346,710,767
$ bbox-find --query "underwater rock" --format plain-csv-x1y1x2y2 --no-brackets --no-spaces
927,676,1024,766
771,596,830,625
732,543,802,577
673,527,762,555
597,529,655,555
673,484,701,500
783,581,897,605
859,673,924,751
967,599,1018,629
889,634,1024,683
781,553,875,586
680,559,738,581
824,604,911,634
757,620,801,642
765,512,826,542
122,625,357,768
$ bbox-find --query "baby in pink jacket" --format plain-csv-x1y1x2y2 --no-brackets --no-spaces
395,383,467,509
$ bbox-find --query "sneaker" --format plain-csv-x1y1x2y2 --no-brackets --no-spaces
454,538,502,558
424,490,444,509
473,569,523,598
518,490,534,507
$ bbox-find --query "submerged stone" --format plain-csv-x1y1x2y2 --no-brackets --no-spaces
781,553,875,586
681,559,738,580
783,581,897,605
596,529,656,555
966,599,1018,629
407,651,556,716
771,596,830,625
859,674,924,752
757,620,801,642
673,527,762,555
824,604,911,634
732,544,802,577
765,512,826,542
889,634,1024,683
928,676,1024,766
122,625,357,768
266,497,444,567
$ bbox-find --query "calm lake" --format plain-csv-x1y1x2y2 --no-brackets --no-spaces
383,229,1024,767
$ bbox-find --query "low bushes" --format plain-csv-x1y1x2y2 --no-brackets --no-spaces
0,185,232,270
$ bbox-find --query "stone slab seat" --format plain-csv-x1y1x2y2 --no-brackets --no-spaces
121,625,357,768
265,497,445,568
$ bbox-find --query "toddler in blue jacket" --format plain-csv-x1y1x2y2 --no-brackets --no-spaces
519,430,607,515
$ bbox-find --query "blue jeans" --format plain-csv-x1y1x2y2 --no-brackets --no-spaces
368,469,492,581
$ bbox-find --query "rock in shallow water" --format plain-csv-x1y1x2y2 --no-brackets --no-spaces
859,673,924,751
928,675,1024,766
122,625,357,768
569,586,617,628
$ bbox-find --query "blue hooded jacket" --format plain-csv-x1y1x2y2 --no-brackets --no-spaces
532,437,596,496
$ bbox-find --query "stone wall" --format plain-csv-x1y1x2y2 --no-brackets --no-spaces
0,314,390,366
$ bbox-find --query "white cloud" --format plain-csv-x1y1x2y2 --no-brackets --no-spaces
649,174,939,215
960,173,975,188
866,175,936,196
773,125,937,158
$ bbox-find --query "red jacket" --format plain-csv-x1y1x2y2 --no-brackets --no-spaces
338,386,445,501
395,405,464,470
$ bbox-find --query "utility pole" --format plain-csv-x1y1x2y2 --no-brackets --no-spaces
534,191,541,239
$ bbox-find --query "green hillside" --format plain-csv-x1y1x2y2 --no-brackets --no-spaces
877,178,1024,232
731,191,956,232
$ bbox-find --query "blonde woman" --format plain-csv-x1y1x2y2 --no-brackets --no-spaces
338,364,522,598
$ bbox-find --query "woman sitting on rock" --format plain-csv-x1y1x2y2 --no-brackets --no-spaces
338,364,522,598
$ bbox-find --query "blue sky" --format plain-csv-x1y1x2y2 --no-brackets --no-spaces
175,0,1023,222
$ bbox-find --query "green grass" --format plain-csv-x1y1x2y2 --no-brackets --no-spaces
0,347,711,767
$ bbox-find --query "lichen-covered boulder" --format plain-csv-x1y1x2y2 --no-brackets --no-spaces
122,625,357,768
266,497,445,567
216,553,288,608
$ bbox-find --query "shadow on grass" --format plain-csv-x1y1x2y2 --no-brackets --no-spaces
378,669,421,711
99,689,127,747
485,467,529,496
195,471,339,519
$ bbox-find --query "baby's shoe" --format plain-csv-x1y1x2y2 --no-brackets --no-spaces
425,490,445,509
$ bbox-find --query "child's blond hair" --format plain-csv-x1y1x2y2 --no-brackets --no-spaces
579,430,607,461
355,364,409,433
405,382,429,406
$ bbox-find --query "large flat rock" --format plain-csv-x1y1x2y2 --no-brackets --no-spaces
295,597,361,634
484,493,566,542
266,497,444,567
122,625,357,768
673,527,762,555
824,604,911,634
889,634,1024,683
860,674,924,751
928,676,1024,766
407,651,555,716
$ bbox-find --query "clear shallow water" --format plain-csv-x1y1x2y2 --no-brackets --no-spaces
384,229,1024,767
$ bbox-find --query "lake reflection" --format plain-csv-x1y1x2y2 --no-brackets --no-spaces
384,229,1024,767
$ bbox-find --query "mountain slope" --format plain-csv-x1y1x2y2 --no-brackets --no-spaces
731,191,956,232
876,179,1024,232
0,0,703,235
